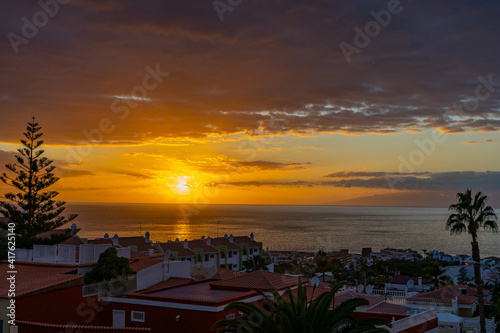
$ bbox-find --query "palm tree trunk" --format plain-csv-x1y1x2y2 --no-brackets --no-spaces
471,234,486,333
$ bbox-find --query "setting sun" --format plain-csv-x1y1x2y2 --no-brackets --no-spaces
169,176,195,195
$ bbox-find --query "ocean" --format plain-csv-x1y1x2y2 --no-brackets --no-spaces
65,203,500,258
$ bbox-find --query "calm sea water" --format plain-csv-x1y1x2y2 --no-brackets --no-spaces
64,204,500,258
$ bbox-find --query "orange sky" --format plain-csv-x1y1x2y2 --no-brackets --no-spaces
1,1,500,207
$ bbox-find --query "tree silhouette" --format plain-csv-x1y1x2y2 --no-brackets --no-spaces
447,189,497,333
85,247,132,284
243,255,270,271
0,117,77,248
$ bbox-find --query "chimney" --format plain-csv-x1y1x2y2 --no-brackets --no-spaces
224,234,228,239
418,277,422,287
250,232,254,241
145,232,150,243
183,239,188,249
229,234,234,243
71,223,77,235
113,234,119,246
175,238,179,243
201,236,205,240
207,236,211,246
104,233,109,239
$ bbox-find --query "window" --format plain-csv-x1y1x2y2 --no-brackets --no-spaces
205,254,209,261
228,251,233,258
131,311,145,322
233,251,237,255
210,254,214,258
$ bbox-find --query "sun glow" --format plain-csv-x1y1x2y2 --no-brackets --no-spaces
169,175,196,195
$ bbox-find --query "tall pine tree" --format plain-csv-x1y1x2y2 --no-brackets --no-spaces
0,117,77,248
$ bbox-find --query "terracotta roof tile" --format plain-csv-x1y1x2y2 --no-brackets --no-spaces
188,239,218,253
87,238,114,245
210,237,241,251
157,242,196,258
0,263,82,298
128,256,164,273
118,236,155,252
367,302,410,315
232,236,260,248
407,284,489,305
210,270,299,291
213,267,248,280
61,235,85,246
144,277,194,291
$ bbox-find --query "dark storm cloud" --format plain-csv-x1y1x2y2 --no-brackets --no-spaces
1,0,500,144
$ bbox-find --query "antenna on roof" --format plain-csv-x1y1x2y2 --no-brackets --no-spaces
356,284,365,293
311,276,320,287
366,285,374,295
406,279,415,289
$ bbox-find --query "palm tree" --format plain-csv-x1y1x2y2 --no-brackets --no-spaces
315,250,329,282
446,190,497,333
424,262,446,287
242,255,270,272
212,280,389,333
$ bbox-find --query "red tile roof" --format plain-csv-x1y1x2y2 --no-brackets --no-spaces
188,239,219,253
407,284,489,305
118,236,155,252
211,237,241,251
0,262,82,298
87,238,114,245
61,235,85,246
209,270,300,291
367,302,410,315
128,256,164,273
232,236,260,248
132,280,257,305
213,267,248,280
145,277,194,291
157,242,196,258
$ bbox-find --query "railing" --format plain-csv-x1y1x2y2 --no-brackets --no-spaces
390,309,436,333
372,289,408,298
82,276,137,297
464,317,496,333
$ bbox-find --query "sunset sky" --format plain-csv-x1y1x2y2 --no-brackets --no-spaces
1,0,499,206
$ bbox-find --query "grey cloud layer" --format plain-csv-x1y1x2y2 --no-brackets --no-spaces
1,0,500,144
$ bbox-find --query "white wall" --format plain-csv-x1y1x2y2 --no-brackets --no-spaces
136,260,191,291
